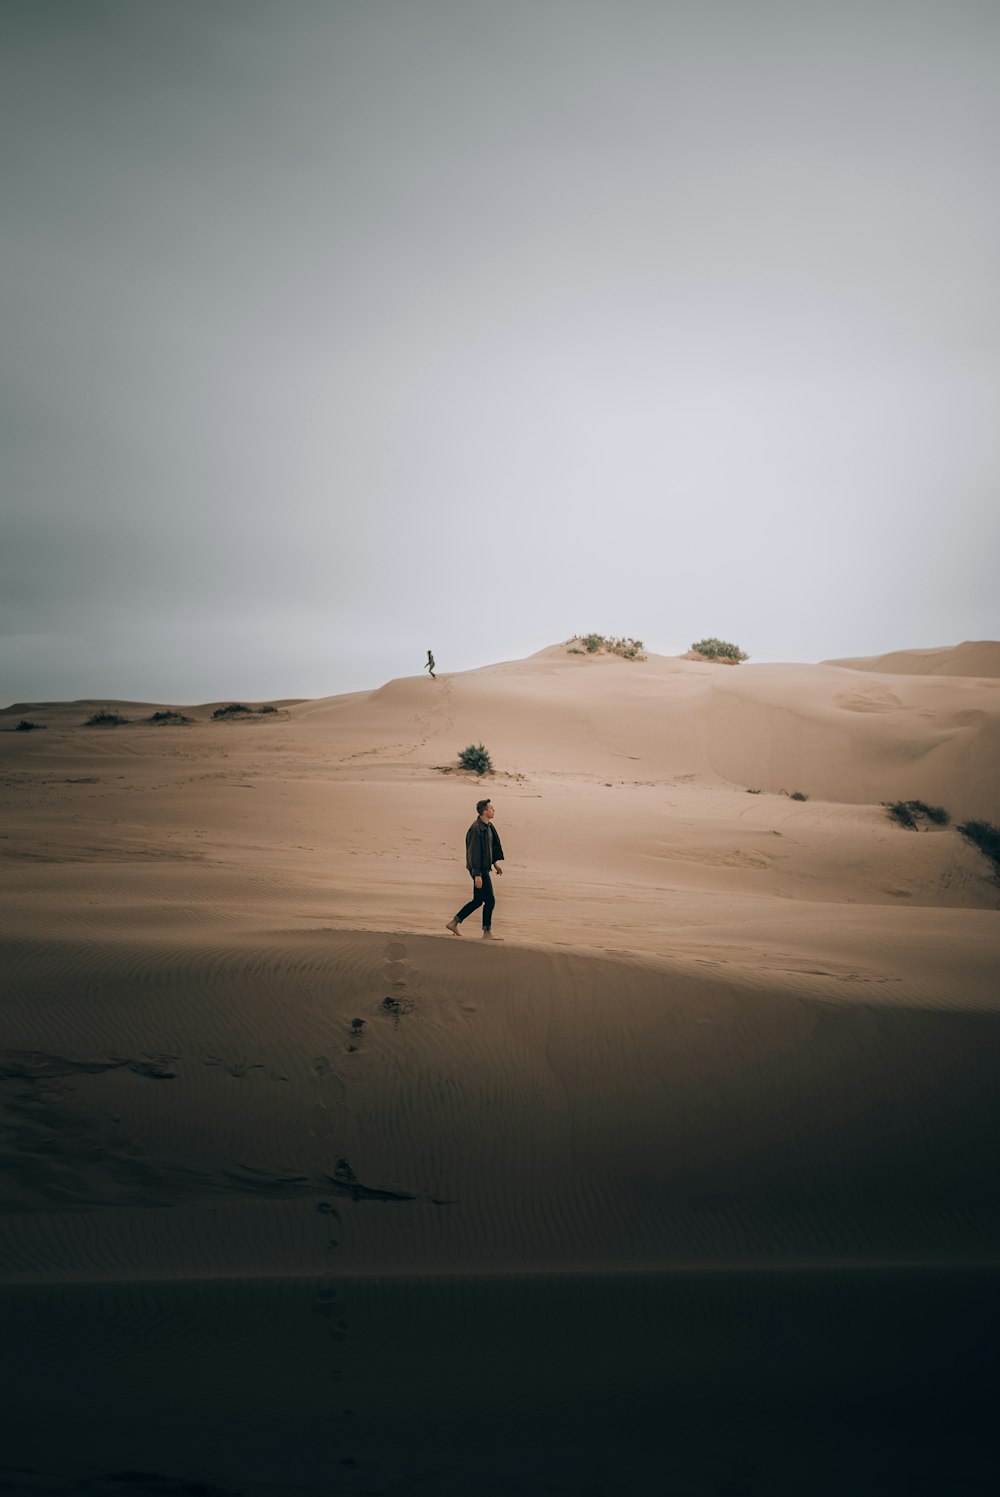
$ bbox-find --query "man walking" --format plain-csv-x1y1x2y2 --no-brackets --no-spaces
446,798,504,940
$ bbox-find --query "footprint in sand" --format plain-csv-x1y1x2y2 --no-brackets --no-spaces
382,937,417,1017
313,1287,346,1315
224,1061,263,1079
344,1018,367,1054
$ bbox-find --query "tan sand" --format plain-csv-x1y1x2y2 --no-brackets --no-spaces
2,643,999,1490
2,641,999,1282
824,638,1000,678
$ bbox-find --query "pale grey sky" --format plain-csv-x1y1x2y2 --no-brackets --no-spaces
2,0,998,705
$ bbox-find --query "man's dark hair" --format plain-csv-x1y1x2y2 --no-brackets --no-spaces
476,799,491,815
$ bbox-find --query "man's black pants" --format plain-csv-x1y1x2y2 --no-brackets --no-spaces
455,872,495,931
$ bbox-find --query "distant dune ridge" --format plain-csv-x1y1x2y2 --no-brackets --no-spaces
2,639,1000,1488
823,639,1000,678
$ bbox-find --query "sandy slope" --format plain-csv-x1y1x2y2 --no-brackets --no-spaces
2,640,999,1288
2,644,999,1490
824,638,1000,678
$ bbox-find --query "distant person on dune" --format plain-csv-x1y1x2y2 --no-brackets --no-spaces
425,649,436,678
446,798,504,941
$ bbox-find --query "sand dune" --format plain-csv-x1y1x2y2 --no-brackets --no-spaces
824,638,1000,678
3,636,999,1282
2,642,999,1493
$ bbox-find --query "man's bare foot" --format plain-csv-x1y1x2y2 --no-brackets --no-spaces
445,919,460,936
482,930,504,940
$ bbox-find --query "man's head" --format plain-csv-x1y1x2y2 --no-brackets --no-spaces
476,799,494,821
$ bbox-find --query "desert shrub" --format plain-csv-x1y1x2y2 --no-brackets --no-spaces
908,800,950,825
458,742,493,775
212,703,254,719
789,791,809,801
567,647,585,655
147,710,192,724
884,799,951,830
957,820,1000,877
14,719,44,732
690,637,749,663
83,709,129,727
746,787,762,794
570,634,646,660
257,704,279,714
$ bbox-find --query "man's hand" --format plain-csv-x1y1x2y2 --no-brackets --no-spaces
494,865,502,876
474,876,483,889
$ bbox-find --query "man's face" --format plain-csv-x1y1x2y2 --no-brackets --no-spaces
483,803,494,820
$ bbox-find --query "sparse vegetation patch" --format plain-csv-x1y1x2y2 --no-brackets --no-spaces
13,719,45,732
83,710,129,727
458,743,494,775
690,637,749,663
884,800,951,830
147,710,193,725
909,800,950,825
211,703,279,719
568,634,646,660
957,820,1000,878
746,787,762,794
789,791,809,802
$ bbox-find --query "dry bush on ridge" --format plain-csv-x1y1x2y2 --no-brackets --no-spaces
690,637,749,663
83,709,129,727
568,633,646,660
884,799,951,830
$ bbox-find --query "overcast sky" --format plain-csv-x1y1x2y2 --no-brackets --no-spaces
2,0,998,705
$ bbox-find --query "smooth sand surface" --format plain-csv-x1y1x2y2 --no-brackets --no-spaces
2,641,999,1494
824,637,1000,678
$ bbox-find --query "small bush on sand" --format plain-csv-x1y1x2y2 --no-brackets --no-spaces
909,800,950,825
257,704,279,714
569,634,646,660
609,636,645,659
147,710,193,725
690,637,749,663
957,820,1000,878
884,799,950,830
83,709,129,727
567,647,585,655
746,787,762,794
885,800,918,829
14,719,44,732
212,703,254,720
458,743,493,775
789,791,809,801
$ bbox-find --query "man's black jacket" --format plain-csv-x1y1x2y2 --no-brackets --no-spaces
466,819,504,878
